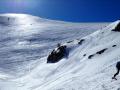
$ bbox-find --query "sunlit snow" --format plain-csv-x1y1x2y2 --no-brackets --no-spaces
1,14,118,90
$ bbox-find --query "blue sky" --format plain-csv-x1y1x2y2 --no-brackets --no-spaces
0,0,120,22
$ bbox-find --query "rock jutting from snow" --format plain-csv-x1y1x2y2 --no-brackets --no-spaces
112,45,117,47
47,45,68,63
112,21,120,31
96,48,108,54
78,39,85,45
88,54,94,59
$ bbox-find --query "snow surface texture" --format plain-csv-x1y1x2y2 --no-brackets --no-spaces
0,14,113,90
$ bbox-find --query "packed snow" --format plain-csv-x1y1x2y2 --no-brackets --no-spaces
1,14,119,90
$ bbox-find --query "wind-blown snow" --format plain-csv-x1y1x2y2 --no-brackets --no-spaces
1,14,117,90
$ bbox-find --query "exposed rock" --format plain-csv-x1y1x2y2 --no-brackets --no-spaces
112,45,117,47
78,39,85,45
96,48,107,54
88,54,94,59
112,22,120,32
47,45,68,63
116,61,120,69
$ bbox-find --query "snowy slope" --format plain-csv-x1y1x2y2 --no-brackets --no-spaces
0,14,107,76
41,21,120,90
0,14,111,90
15,20,120,90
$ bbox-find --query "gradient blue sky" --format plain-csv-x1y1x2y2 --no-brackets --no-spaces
0,0,120,22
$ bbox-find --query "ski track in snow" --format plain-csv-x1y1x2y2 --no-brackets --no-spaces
1,14,120,90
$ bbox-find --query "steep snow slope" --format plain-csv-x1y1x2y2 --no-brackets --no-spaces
39,21,120,90
9,20,120,90
0,14,107,76
0,14,110,90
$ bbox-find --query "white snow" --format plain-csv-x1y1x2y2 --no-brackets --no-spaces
1,14,119,90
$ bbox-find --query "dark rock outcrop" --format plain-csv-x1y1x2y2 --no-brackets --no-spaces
112,22,120,32
47,45,68,63
116,61,120,69
112,45,117,47
112,61,120,80
78,39,85,45
83,54,86,57
96,48,107,54
88,48,107,59
88,54,94,59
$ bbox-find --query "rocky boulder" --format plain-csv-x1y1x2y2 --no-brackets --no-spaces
47,45,68,63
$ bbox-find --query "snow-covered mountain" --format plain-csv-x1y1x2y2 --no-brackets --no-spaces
0,14,115,90
0,14,107,76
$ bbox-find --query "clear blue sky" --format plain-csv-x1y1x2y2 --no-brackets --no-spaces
0,0,120,22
